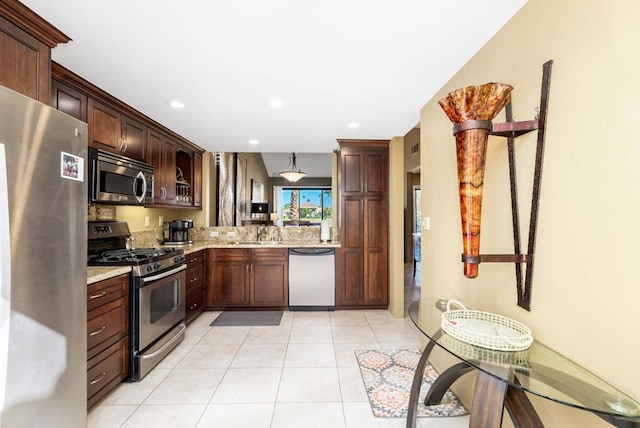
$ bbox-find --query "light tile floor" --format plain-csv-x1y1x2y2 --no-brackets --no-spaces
88,310,470,428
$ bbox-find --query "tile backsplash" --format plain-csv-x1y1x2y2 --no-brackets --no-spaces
88,204,338,248
129,225,338,248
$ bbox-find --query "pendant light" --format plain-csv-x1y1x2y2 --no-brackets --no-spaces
278,153,306,182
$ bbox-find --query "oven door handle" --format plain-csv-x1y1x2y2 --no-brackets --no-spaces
140,323,186,360
140,264,187,285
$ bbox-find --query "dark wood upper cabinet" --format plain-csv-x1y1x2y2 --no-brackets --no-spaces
193,152,202,208
51,57,204,209
160,137,177,203
146,130,164,201
88,97,122,153
88,99,148,162
146,129,178,205
51,79,87,121
121,115,147,161
339,140,388,196
0,0,70,104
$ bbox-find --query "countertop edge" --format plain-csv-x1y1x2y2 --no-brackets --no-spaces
87,266,132,285
87,241,340,284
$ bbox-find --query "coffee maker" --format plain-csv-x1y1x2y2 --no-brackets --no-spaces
163,219,194,244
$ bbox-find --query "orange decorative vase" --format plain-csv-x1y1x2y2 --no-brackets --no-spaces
438,83,513,278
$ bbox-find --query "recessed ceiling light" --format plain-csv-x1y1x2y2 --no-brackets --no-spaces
269,99,284,108
166,100,186,109
348,122,360,129
249,139,259,145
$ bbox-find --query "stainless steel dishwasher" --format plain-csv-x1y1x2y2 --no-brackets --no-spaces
288,248,335,311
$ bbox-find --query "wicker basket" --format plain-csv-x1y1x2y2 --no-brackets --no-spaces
439,334,530,365
441,300,533,352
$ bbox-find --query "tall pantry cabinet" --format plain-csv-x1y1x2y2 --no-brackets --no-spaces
336,139,389,309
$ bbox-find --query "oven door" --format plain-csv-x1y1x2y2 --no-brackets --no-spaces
137,264,186,351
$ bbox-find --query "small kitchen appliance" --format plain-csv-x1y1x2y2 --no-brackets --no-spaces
88,147,154,206
163,219,194,244
88,221,186,381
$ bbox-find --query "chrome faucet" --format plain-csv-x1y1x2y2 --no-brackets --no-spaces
258,225,269,241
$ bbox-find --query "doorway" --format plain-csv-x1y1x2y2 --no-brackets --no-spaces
404,181,421,315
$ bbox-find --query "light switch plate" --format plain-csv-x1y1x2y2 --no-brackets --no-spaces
422,217,431,230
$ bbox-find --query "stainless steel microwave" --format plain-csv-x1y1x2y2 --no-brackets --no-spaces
88,148,154,205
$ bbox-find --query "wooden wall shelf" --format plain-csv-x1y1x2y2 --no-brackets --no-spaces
491,119,538,138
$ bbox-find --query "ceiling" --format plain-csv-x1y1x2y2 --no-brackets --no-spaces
22,0,526,154
261,153,332,179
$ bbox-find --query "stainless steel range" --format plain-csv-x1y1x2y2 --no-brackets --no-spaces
88,221,187,381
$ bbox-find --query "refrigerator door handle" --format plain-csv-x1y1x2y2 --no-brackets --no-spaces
0,144,11,412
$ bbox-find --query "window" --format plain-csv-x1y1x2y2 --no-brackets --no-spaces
278,188,332,224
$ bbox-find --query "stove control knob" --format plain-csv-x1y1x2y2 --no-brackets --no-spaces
146,265,154,272
174,255,184,263
155,262,162,270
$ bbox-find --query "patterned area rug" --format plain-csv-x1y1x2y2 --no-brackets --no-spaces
355,349,468,418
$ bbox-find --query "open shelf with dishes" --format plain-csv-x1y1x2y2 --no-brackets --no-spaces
175,148,193,206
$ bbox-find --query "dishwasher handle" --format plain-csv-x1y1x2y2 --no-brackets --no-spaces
289,248,335,256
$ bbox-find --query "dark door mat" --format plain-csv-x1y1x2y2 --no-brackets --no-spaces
210,311,283,327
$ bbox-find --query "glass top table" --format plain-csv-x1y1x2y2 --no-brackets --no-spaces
406,298,640,428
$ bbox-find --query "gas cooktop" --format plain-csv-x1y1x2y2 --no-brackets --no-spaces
88,220,186,276
88,247,181,265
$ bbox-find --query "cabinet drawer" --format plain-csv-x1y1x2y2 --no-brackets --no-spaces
87,296,128,358
252,248,288,260
210,248,250,261
87,336,129,408
87,274,129,311
185,287,205,324
186,265,204,294
186,250,205,266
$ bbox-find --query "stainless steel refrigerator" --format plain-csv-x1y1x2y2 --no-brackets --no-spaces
0,85,88,427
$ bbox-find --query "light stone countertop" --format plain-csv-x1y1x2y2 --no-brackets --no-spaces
87,240,340,284
169,240,340,255
87,266,132,285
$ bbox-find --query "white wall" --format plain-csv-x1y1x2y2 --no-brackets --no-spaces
419,1,640,425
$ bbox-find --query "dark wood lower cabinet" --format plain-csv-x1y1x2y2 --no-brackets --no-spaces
185,250,206,323
206,248,288,310
87,274,130,408
87,337,129,408
252,260,288,306
208,260,251,308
